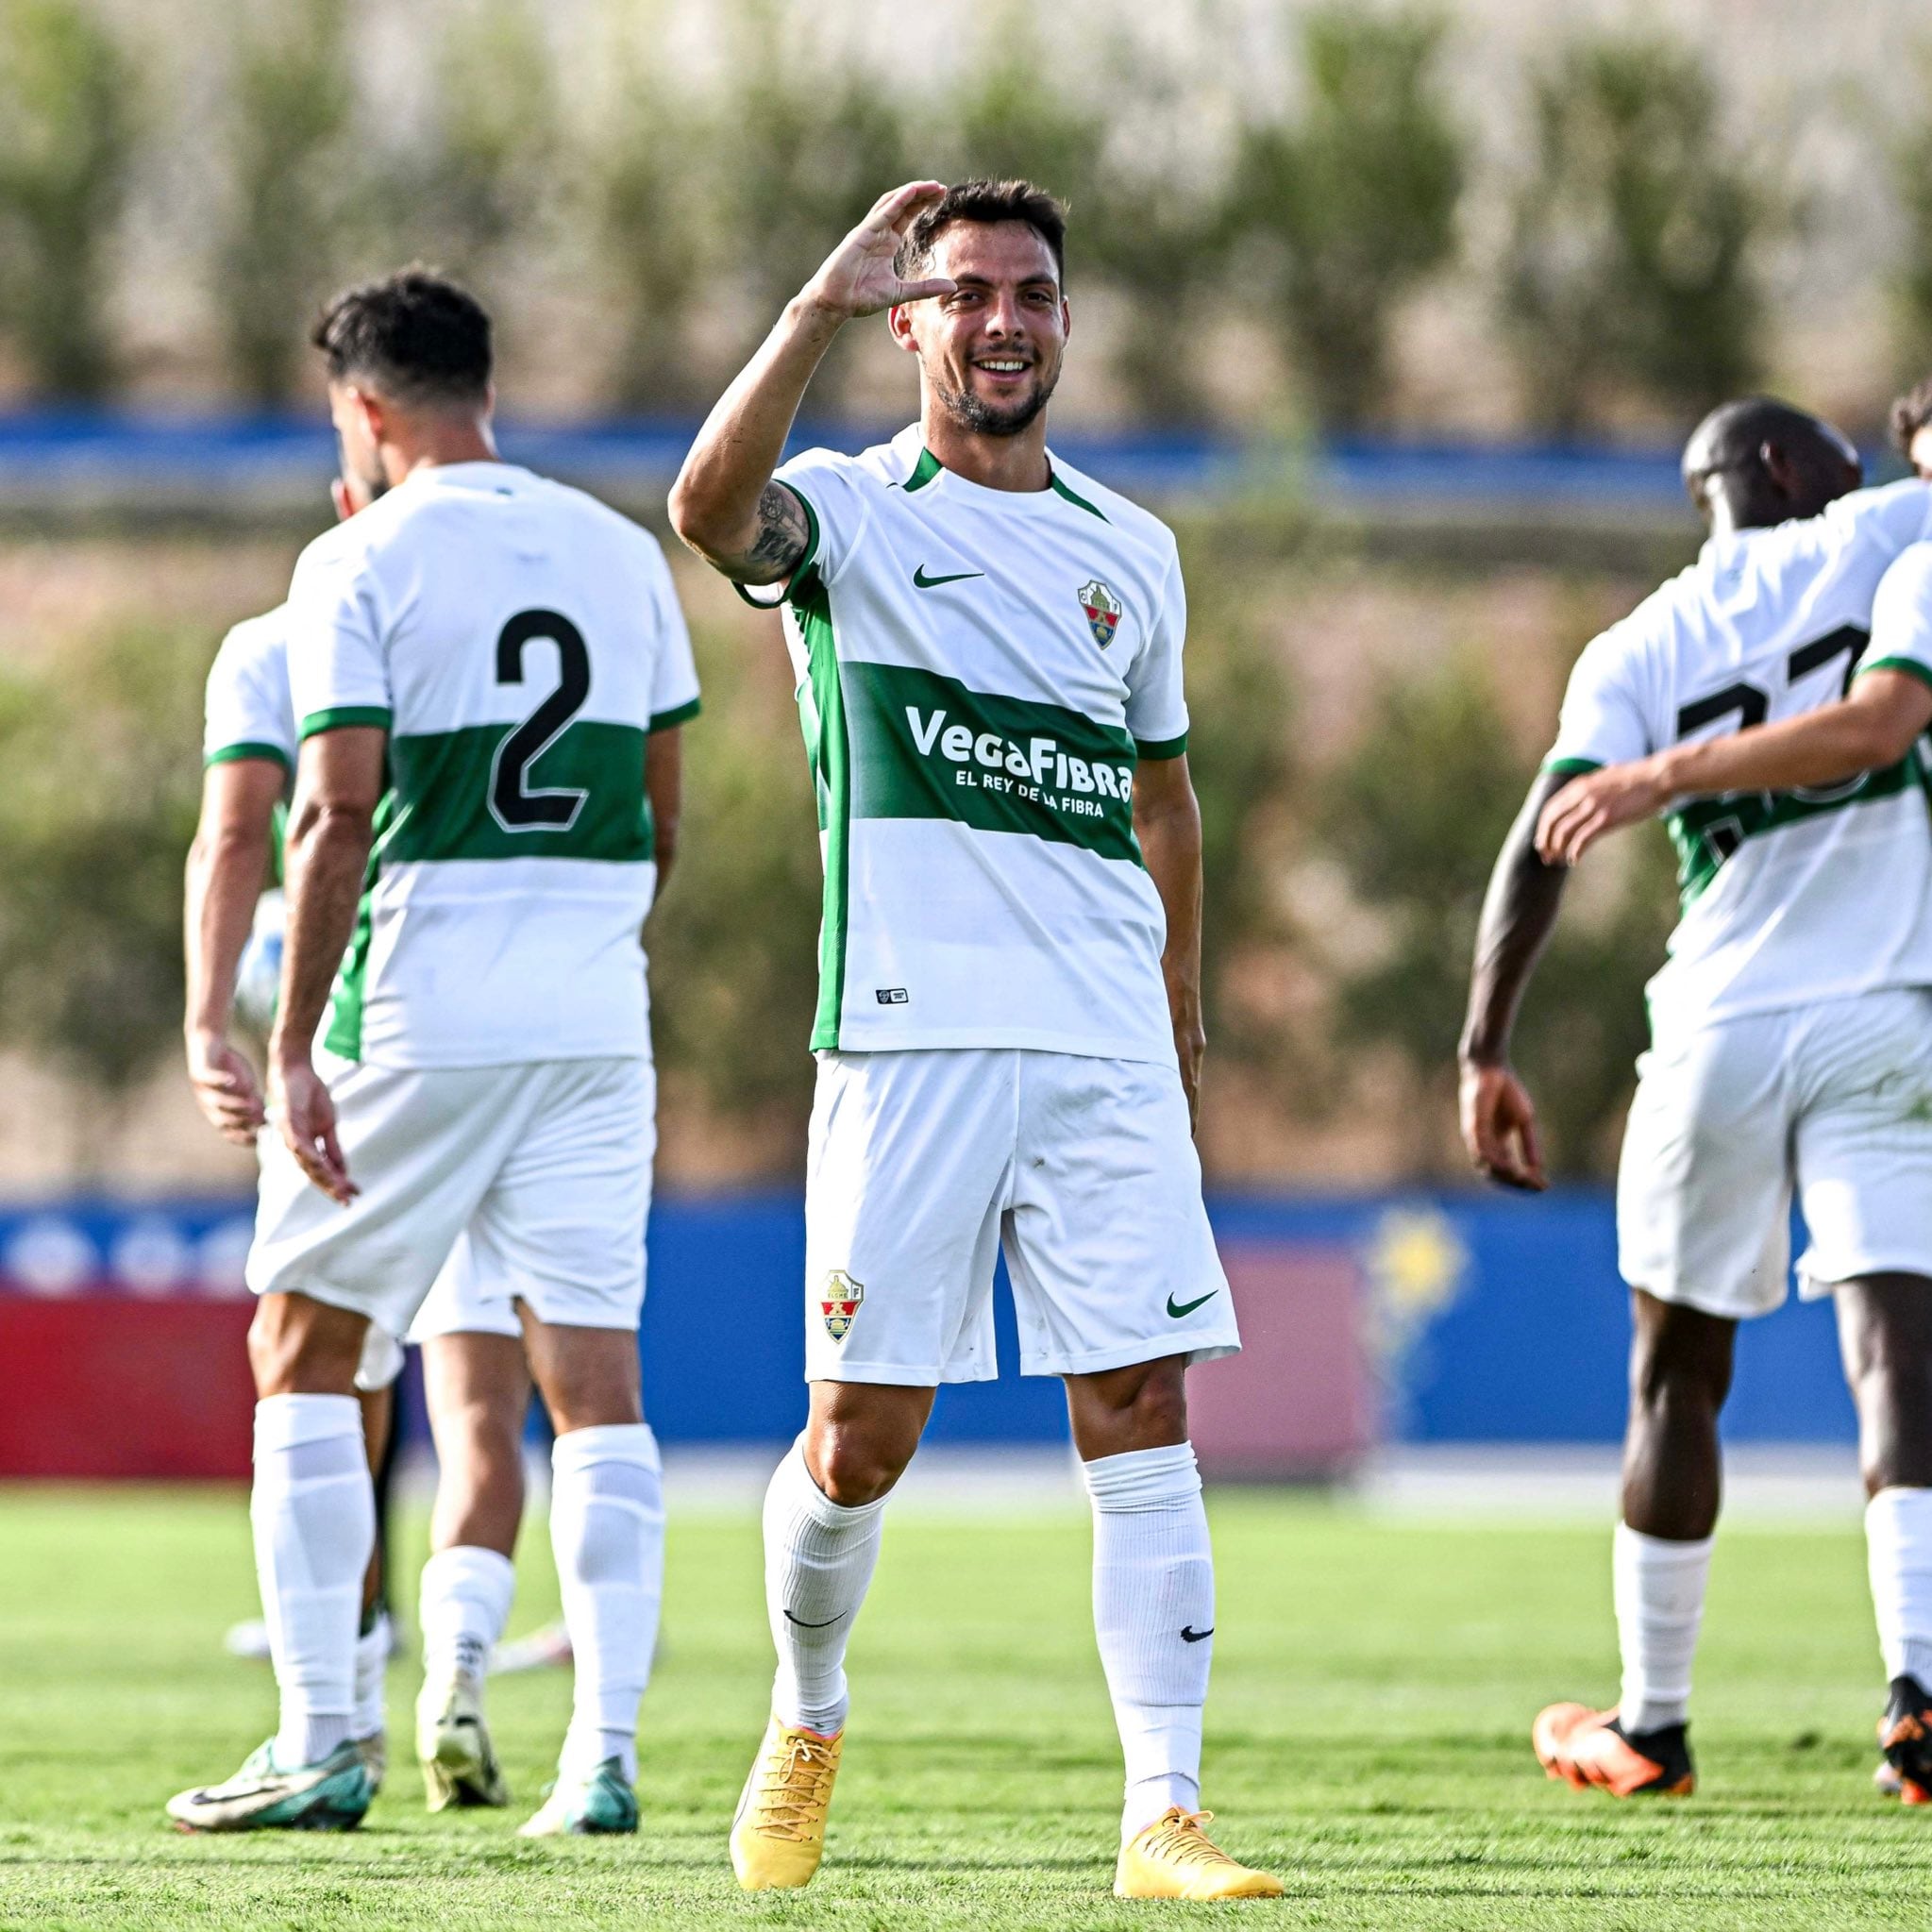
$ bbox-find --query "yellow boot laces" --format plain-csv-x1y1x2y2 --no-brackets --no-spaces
748,1733,838,1841
1139,1808,1240,1868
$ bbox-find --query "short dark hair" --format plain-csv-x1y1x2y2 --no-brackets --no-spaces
897,178,1067,284
311,266,492,408
1893,377,1932,461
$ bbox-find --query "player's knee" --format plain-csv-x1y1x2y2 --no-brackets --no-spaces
811,1431,913,1507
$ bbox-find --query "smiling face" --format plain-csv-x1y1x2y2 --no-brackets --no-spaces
890,219,1068,438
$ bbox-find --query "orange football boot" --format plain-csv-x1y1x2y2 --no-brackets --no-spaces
1533,1703,1695,1797
1879,1677,1932,1804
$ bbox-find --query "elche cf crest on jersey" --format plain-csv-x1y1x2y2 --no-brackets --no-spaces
757,427,1191,1067
1545,479,1932,1042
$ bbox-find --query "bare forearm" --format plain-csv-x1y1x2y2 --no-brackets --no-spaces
183,825,272,1038
1652,698,1918,798
1460,775,1570,1066
1139,798,1204,1029
271,809,370,1062
668,295,844,579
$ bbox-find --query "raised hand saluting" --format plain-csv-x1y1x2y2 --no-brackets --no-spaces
805,180,959,321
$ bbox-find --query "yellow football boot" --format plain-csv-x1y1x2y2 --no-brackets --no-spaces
1114,1807,1284,1901
729,1717,844,1890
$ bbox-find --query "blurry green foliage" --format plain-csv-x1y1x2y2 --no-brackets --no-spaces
587,9,707,411
386,0,560,278
1235,6,1463,428
645,616,823,1132
1318,654,1673,1177
1501,32,1768,433
713,0,913,408
0,628,204,1133
1892,52,1932,387
0,0,132,397
221,0,359,402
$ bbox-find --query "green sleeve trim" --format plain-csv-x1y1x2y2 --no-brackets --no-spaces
204,741,293,771
1134,730,1188,761
300,705,392,739
1542,756,1604,778
1050,470,1110,522
1856,655,1932,695
648,697,701,732
729,481,821,611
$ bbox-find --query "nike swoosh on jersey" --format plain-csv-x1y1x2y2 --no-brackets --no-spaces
1166,1289,1219,1319
913,565,986,589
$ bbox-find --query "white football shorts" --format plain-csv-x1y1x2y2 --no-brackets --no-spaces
1619,987,1932,1319
803,1047,1239,1385
250,1051,655,1346
347,1245,527,1395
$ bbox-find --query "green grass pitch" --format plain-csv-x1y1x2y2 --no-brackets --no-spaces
6,1483,1932,1929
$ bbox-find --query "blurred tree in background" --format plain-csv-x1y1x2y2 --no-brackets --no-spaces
1501,33,1768,434
589,19,707,412
0,0,132,397
0,627,203,1167
221,0,359,402
713,0,912,411
1316,655,1672,1177
0,0,1890,437
383,0,561,284
1235,6,1463,429
1892,54,1932,388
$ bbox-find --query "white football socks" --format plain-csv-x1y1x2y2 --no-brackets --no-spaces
1614,1522,1713,1734
419,1544,516,1689
1866,1487,1932,1686
764,1436,886,1737
1083,1442,1215,1840
353,1609,392,1740
252,1393,374,1769
550,1423,665,1782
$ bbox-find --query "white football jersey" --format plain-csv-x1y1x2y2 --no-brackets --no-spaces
204,606,297,773
1546,479,1932,1040
764,427,1188,1064
282,462,700,1068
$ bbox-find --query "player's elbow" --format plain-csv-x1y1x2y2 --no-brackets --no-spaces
666,471,732,563
1859,714,1925,769
289,797,376,854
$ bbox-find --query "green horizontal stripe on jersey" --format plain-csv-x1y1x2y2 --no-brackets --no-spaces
301,705,392,738
383,719,655,865
1134,731,1188,761
1668,756,1921,907
648,697,702,732
841,659,1142,865
1542,756,1603,778
1857,654,1932,694
205,741,292,770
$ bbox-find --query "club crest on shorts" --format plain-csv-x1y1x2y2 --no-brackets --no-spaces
1077,579,1122,649
819,1269,864,1342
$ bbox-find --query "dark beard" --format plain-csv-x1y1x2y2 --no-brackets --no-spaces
931,366,1055,438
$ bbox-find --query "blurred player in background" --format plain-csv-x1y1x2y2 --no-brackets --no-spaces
671,180,1277,1901
186,578,401,1788
168,268,698,1838
1462,397,1932,1801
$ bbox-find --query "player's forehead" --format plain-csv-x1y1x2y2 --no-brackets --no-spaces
928,219,1060,293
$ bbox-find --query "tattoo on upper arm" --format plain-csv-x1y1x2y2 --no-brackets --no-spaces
744,482,810,580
